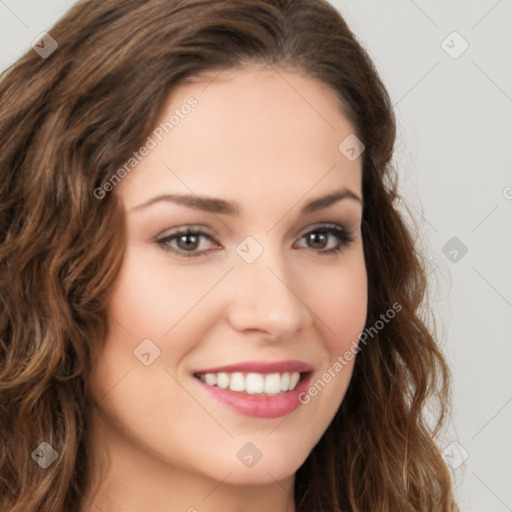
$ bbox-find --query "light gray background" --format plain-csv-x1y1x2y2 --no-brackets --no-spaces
1,1,511,511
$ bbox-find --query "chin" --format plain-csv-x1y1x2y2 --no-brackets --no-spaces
204,443,310,486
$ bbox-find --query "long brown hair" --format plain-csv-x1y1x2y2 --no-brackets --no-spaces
0,1,458,510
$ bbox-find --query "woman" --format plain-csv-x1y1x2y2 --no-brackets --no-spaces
0,0,458,511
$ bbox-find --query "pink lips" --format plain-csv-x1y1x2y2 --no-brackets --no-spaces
193,359,314,375
192,359,314,419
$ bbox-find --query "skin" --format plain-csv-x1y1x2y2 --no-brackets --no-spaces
82,62,367,512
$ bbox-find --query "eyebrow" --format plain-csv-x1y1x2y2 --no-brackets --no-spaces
130,187,362,215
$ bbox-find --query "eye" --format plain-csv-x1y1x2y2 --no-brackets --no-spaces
295,223,355,255
155,226,219,257
155,223,355,258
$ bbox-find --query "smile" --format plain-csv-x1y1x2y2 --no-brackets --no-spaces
194,371,302,395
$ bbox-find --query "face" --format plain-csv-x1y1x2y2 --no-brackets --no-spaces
88,62,367,497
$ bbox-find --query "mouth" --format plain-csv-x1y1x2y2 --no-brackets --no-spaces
191,360,314,418
193,370,310,396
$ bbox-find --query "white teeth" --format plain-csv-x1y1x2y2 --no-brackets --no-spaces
229,372,245,392
280,372,290,392
196,370,303,395
205,373,217,386
246,373,264,394
289,371,300,389
264,373,282,395
216,372,229,389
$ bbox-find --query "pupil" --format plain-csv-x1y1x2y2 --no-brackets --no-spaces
309,232,327,249
178,234,199,250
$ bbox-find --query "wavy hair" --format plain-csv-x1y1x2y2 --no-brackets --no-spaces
0,0,458,510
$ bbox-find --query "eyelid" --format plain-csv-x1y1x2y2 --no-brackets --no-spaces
154,224,217,242
296,221,349,238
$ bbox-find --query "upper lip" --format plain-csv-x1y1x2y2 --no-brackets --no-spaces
193,360,314,375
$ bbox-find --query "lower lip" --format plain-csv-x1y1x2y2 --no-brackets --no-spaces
194,373,313,419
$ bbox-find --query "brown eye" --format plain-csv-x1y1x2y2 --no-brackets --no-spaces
305,231,329,250
297,225,354,254
156,227,218,257
176,233,201,251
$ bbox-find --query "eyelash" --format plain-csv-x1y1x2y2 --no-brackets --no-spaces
155,223,355,258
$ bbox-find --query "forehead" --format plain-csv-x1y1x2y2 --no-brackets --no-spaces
118,63,362,211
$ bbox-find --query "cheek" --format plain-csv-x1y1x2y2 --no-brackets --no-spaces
297,247,367,415
310,248,368,351
109,246,229,340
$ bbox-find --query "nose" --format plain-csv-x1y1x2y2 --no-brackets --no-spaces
226,244,314,341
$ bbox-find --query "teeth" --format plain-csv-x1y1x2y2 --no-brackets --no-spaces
205,373,217,386
264,373,282,395
229,372,245,392
289,371,300,390
245,373,264,394
196,371,302,395
280,372,290,392
216,372,229,389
